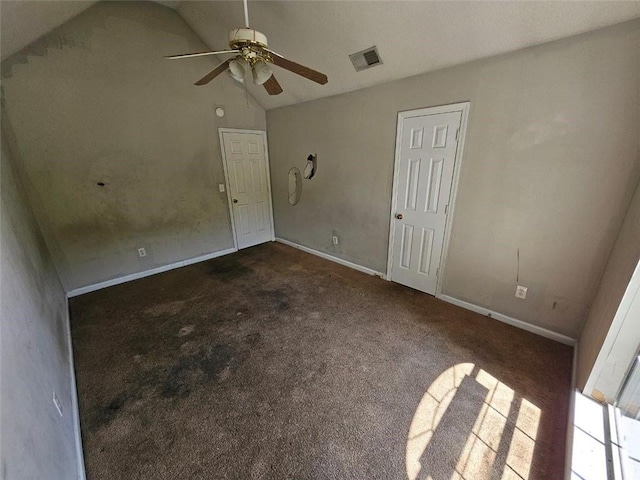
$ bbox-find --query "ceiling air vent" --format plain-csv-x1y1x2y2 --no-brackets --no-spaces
349,46,383,72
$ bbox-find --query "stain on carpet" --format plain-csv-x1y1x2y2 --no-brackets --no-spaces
94,394,129,428
208,256,253,280
70,242,572,480
244,332,262,347
257,288,290,311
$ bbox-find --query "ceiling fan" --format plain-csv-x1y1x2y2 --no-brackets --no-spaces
164,0,328,95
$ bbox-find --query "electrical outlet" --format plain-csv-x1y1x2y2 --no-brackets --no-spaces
515,285,528,299
53,391,63,417
332,235,339,245
137,247,146,258
218,184,225,192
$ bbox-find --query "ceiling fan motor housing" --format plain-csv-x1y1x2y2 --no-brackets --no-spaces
229,28,268,49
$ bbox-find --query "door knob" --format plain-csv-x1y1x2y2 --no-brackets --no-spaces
233,199,238,203
396,213,403,220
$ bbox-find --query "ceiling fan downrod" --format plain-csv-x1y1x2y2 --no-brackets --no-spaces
243,0,250,28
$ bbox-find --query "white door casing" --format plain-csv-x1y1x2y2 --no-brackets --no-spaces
219,129,274,249
388,104,469,296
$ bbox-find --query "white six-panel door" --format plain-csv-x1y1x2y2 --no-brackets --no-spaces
389,110,463,295
220,130,274,249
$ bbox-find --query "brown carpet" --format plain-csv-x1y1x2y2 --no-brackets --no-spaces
70,242,572,480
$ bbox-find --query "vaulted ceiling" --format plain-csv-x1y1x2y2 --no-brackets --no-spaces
2,1,640,110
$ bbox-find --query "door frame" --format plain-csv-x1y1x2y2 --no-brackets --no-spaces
218,128,275,250
386,102,470,297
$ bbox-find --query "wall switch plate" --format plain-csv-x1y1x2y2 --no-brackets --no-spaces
218,184,225,192
515,285,528,299
332,235,339,245
53,392,63,417
137,247,146,258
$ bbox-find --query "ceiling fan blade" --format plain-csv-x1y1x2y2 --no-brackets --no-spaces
164,50,239,60
194,59,232,86
265,49,327,85
263,74,283,95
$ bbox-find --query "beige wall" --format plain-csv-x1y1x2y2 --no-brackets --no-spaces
1,1,266,292
267,19,640,338
1,138,79,478
577,178,640,390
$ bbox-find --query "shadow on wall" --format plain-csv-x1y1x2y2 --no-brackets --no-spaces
406,363,541,480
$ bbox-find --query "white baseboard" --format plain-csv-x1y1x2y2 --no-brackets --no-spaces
275,239,576,347
438,294,577,346
67,248,237,297
275,238,385,278
64,297,86,480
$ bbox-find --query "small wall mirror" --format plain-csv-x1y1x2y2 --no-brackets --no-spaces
288,167,302,206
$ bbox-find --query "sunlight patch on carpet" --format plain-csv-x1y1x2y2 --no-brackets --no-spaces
406,363,541,480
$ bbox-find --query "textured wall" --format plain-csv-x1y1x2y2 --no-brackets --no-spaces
1,1,266,291
577,178,640,390
267,20,640,338
1,139,79,478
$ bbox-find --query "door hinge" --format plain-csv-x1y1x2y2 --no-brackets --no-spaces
436,268,439,277
444,204,449,215
455,129,460,141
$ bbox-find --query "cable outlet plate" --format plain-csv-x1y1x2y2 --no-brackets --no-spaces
515,285,528,299
138,247,146,258
332,235,339,245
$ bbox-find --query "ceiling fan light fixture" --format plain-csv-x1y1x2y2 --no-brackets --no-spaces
252,60,273,85
165,0,327,94
229,57,249,82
